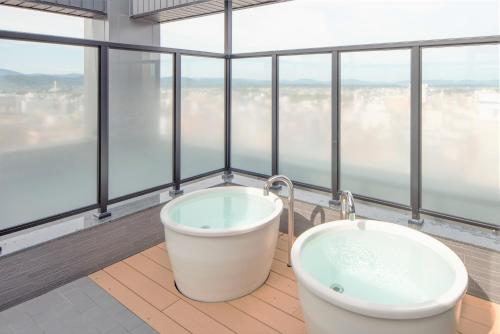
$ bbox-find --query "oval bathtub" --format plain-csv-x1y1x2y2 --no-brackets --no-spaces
160,186,283,302
291,220,468,334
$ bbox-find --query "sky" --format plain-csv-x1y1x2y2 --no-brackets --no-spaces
0,2,499,81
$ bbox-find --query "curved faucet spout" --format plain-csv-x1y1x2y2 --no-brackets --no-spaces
263,175,294,267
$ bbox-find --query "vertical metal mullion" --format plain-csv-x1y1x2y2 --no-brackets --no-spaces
330,51,340,204
222,0,233,182
224,58,232,172
409,46,423,224
272,54,279,176
95,45,111,219
170,52,183,195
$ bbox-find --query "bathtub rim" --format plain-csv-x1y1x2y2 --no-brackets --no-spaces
161,186,283,237
291,219,468,320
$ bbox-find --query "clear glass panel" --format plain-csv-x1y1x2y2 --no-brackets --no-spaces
0,40,98,230
109,49,173,199
233,0,499,53
422,45,500,224
181,56,225,179
161,14,224,53
340,50,411,205
279,54,331,187
231,57,272,175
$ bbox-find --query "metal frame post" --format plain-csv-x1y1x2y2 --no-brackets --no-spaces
271,54,279,176
170,53,184,196
95,45,111,219
329,51,341,206
222,0,234,183
409,46,423,225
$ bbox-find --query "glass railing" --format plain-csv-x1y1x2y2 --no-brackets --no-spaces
0,29,498,236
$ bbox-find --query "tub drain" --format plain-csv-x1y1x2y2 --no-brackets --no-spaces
330,283,344,294
201,225,211,229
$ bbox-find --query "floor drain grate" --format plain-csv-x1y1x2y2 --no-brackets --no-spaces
330,283,344,293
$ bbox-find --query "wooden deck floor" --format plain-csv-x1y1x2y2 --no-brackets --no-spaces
90,234,500,334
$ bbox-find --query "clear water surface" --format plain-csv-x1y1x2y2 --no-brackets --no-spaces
301,229,455,305
168,189,276,229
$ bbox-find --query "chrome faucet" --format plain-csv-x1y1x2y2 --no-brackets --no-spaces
339,190,356,221
263,175,294,267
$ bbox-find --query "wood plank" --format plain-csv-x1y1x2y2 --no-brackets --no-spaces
266,272,298,298
125,253,279,334
89,270,189,334
271,259,296,281
124,253,180,295
187,299,280,334
461,303,497,327
104,261,178,311
465,294,500,313
277,237,288,252
230,294,307,334
274,248,288,264
458,317,491,334
279,234,296,250
252,284,303,321
142,245,172,270
163,299,235,334
94,244,500,334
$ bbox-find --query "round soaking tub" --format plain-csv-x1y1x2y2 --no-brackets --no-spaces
160,186,283,302
291,220,468,334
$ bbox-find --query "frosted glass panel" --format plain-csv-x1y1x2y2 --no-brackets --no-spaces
340,50,411,205
231,57,272,175
109,49,173,199
422,45,500,224
181,56,225,179
0,40,98,230
279,54,331,187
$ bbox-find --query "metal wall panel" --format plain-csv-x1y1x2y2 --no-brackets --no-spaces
130,0,288,23
0,0,106,17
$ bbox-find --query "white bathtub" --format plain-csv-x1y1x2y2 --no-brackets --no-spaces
291,220,468,334
160,186,283,302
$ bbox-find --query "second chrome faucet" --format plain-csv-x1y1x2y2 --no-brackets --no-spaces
263,175,357,267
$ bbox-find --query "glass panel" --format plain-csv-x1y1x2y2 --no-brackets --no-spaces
279,54,331,187
340,50,411,205
0,40,98,230
161,14,224,53
109,49,173,199
233,0,499,53
181,56,225,179
231,57,272,175
0,6,84,38
422,45,500,224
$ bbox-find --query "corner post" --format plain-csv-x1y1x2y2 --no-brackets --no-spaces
222,0,234,183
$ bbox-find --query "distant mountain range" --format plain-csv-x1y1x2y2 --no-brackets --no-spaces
0,69,498,92
0,69,85,92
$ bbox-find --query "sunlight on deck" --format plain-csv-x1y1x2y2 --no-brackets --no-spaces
90,234,500,334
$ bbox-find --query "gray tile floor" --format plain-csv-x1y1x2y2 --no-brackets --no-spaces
0,277,157,334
